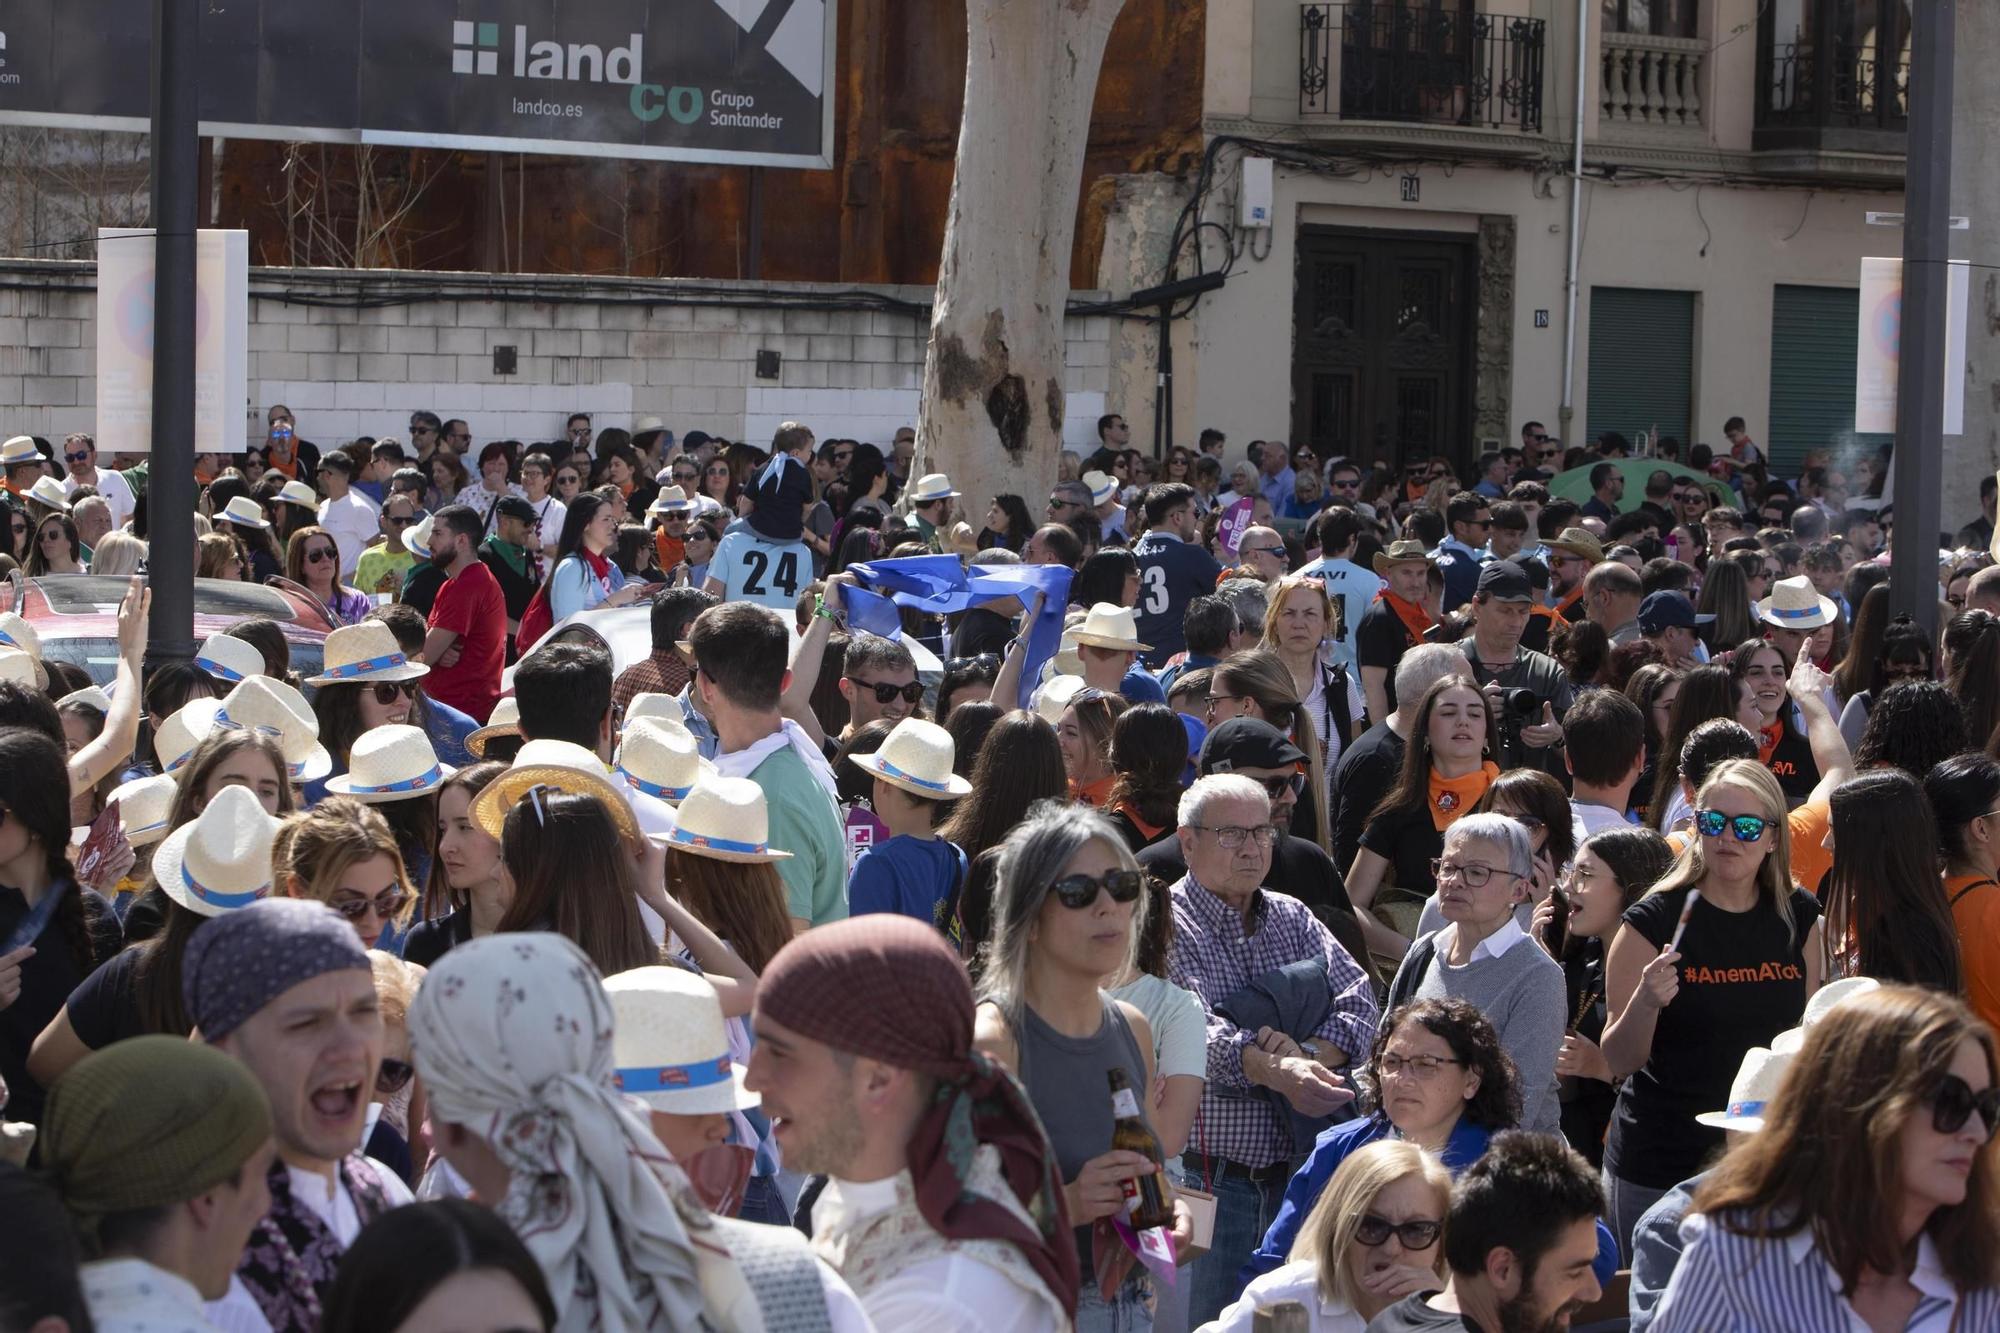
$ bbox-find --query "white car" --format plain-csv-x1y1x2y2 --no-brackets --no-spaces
499,605,657,693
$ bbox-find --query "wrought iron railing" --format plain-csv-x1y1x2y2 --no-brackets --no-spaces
1759,35,1909,133
1301,3,1546,133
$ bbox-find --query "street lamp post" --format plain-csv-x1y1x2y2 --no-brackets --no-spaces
145,0,199,669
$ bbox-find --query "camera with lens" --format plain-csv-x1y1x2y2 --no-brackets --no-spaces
1498,687,1541,718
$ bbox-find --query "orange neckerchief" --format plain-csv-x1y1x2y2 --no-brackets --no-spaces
1375,589,1434,644
1554,586,1585,616
1113,800,1168,844
654,530,685,574
1429,762,1500,832
1758,719,1784,764
1073,774,1116,809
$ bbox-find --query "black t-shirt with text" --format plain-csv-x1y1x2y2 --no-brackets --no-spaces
1603,884,1821,1189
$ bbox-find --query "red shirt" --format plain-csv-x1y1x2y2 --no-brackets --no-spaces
425,561,506,723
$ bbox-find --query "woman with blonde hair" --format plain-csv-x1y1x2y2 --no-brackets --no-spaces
1599,758,1825,1257
195,531,245,580
88,530,145,577
278,795,416,952
1209,648,1334,852
1262,574,1367,776
1214,1140,1452,1332
1656,985,2000,1329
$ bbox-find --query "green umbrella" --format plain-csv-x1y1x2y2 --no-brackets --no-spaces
1546,459,1734,516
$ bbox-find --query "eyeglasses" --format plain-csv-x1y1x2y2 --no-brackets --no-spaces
1255,773,1305,801
1930,1073,2000,1140
370,680,420,706
848,677,924,705
410,424,436,435
1192,824,1278,850
328,884,408,921
1694,808,1772,842
1050,868,1145,909
64,450,90,464
945,653,1000,673
1048,497,1080,512
1377,1052,1465,1080
304,547,336,565
1353,1214,1444,1250
557,474,581,487
376,1057,415,1096
1431,859,1521,889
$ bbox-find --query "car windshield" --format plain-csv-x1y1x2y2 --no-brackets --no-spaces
34,576,305,623
43,638,326,689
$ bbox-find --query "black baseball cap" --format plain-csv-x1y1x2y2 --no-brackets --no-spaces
494,495,538,524
1638,590,1715,635
1475,560,1533,602
1199,718,1306,775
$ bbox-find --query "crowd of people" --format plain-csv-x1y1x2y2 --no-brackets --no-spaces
0,408,1998,1333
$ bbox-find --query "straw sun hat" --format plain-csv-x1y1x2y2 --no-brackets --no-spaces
848,717,971,800
663,776,792,863
614,718,712,804
603,966,761,1115
323,725,452,802
465,696,522,759
195,633,265,685
153,786,284,919
1069,603,1151,654
471,739,641,844
215,676,333,782
306,621,429,687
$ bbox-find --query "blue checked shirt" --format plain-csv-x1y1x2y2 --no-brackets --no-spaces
1166,873,1379,1169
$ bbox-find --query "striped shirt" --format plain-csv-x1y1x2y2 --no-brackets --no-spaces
1165,874,1378,1169
1653,1212,2000,1332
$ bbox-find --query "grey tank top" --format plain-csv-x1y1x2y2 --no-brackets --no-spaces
1018,996,1150,1185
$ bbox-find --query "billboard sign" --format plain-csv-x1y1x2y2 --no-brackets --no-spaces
0,0,834,169
97,229,250,456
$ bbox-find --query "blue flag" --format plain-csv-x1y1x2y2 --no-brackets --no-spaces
843,584,909,641
848,558,1074,708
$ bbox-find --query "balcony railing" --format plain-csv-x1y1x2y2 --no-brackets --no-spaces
1601,32,1705,133
1759,36,1909,133
1301,3,1546,133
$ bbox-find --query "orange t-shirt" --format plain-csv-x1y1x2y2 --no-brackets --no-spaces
1946,873,2000,1036
1787,799,1833,897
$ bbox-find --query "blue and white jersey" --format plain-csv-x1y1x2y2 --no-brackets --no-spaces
707,530,812,612
1132,530,1223,667
1299,556,1383,673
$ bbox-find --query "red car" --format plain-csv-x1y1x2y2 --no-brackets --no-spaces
0,573,336,686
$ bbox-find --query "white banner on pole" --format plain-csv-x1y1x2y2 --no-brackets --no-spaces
1856,255,1967,436
96,228,249,455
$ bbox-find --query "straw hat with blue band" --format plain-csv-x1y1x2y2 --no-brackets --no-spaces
1695,1029,1803,1133
214,676,333,783
602,965,762,1115
107,774,177,848
0,436,38,468
0,612,42,659
24,475,70,514
848,717,972,800
464,695,521,759
469,739,642,845
664,776,792,864
156,697,226,775
1754,574,1837,632
613,717,711,805
216,495,271,531
403,511,435,561
623,693,684,729
152,786,283,919
58,685,113,715
194,633,265,685
271,479,320,513
323,725,453,803
306,622,430,687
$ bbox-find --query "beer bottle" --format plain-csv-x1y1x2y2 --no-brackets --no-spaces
1108,1067,1173,1230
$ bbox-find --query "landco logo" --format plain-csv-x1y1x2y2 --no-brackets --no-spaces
449,19,701,124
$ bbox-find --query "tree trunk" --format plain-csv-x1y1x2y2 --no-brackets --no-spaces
916,0,1127,511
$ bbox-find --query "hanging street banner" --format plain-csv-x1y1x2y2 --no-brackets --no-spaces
0,0,835,169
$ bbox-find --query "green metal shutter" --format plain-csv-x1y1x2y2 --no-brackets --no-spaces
1768,285,1891,476
1585,287,1694,451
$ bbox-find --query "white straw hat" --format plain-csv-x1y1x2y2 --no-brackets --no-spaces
217,495,271,530
465,695,522,759
57,685,112,714
1696,1028,1804,1133
664,776,792,863
156,697,226,774
614,718,711,804
195,633,266,685
152,785,283,919
1069,602,1152,653
908,473,960,504
470,739,640,844
323,724,452,802
306,621,430,686
849,717,972,799
1755,575,1837,632
625,693,683,727
403,511,435,560
648,487,692,516
1082,470,1118,506
603,965,762,1115
1031,672,1090,724
1802,976,1881,1027
24,475,70,513
271,479,320,511
0,436,38,467
0,612,42,658
108,773,178,848
0,649,39,689
215,675,333,782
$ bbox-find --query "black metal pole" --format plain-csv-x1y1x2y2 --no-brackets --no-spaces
1889,0,1953,635
146,0,199,668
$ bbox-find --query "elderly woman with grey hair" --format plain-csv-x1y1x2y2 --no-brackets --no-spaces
1381,811,1567,1133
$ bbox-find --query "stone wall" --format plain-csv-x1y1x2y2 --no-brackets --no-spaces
0,262,1115,451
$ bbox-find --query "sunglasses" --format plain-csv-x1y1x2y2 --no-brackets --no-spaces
304,547,336,565
557,474,581,486
371,680,420,706
386,515,415,526
848,677,924,705
946,653,1001,673
1930,1072,2000,1140
1256,773,1305,801
38,529,63,543
329,884,408,921
1050,868,1145,909
376,1057,415,1096
64,450,90,464
1694,808,1771,842
1353,1214,1443,1250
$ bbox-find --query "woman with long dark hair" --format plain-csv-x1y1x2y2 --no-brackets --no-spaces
1071,549,1140,610
490,790,657,977
1822,767,1962,992
1835,606,1933,749
402,761,507,968
1943,609,2000,753
1927,753,2000,1037
1654,987,2000,1330
978,494,1035,552
1831,581,1896,704
1057,688,1127,808
0,729,120,1125
1647,665,1759,829
1103,703,1187,852
25,512,83,576
1695,558,1758,651
321,1199,557,1333
942,708,1069,963
1729,637,1822,806
1345,677,1501,905
285,524,370,624
545,492,646,621
308,621,432,794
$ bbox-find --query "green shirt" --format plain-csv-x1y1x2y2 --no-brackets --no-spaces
751,746,847,926
355,546,416,598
